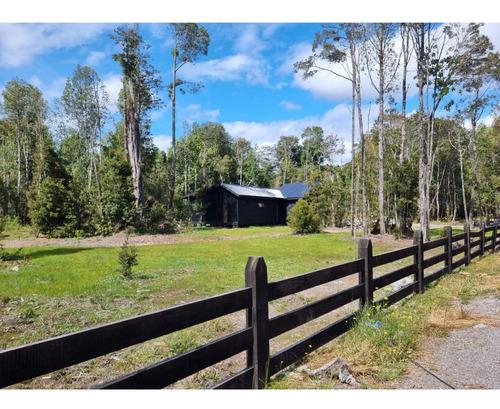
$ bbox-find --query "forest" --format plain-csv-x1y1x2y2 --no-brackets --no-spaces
0,23,499,240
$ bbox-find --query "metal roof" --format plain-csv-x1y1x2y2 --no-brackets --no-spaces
221,183,284,199
279,183,311,199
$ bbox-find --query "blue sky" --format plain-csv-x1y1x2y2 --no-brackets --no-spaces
1,2,499,163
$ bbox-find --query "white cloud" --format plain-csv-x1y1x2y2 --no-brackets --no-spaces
24,75,67,100
280,100,302,111
0,23,109,68
180,24,286,87
85,50,106,67
181,104,220,122
182,53,271,86
234,24,267,55
223,102,377,158
152,134,172,153
102,72,122,113
151,106,168,121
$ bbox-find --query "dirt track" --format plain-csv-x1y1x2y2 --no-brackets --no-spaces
2,230,290,248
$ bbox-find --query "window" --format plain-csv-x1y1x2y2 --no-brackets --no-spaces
258,202,266,208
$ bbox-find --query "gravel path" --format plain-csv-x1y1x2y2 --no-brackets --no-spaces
395,295,500,389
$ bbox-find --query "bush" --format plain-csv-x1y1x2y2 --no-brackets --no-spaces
287,198,321,234
145,200,168,230
118,228,138,278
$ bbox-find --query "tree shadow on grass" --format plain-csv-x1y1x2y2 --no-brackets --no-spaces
22,247,97,260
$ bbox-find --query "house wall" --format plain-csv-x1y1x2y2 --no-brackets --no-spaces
238,198,286,226
199,186,289,227
205,187,239,226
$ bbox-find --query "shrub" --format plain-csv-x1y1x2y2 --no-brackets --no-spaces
118,228,138,279
145,200,168,230
287,198,321,234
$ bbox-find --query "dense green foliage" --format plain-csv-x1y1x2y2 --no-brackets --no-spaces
287,199,321,234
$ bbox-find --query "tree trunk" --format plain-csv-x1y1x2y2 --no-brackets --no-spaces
415,24,428,240
169,53,177,221
16,130,21,217
378,74,386,235
125,77,144,219
459,148,469,225
468,118,478,224
400,24,409,165
350,80,356,237
349,24,367,236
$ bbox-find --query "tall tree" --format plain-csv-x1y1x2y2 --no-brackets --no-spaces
1,79,50,223
168,23,210,220
447,118,470,224
275,135,301,185
233,137,252,185
185,122,232,190
447,23,500,222
411,23,457,239
363,23,400,234
300,126,325,183
110,24,161,220
61,65,109,198
294,23,368,236
399,23,413,164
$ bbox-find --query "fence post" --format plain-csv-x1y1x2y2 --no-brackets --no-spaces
413,230,424,294
492,219,498,252
245,256,270,389
358,239,374,307
444,226,453,275
479,222,485,256
464,223,471,266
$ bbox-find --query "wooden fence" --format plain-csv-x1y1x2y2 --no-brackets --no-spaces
1,221,498,389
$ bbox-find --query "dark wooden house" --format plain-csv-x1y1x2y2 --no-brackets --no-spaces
186,183,311,227
204,183,287,227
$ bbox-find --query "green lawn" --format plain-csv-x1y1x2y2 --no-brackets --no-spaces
1,231,359,299
0,227,412,388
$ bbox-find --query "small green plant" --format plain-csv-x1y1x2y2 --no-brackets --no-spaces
20,307,37,321
118,228,138,279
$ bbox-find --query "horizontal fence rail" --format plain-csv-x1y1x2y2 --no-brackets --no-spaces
0,287,252,389
1,220,499,389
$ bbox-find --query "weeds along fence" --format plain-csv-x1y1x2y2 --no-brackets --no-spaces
1,222,499,389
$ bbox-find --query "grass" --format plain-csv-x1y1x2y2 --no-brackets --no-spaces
1,226,376,388
0,229,365,352
179,225,291,239
0,231,356,298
